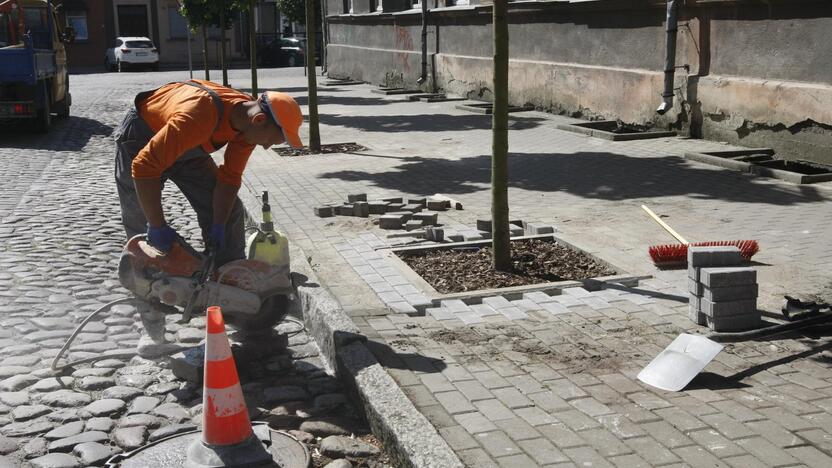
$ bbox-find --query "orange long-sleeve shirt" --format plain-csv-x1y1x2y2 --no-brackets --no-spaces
133,80,255,187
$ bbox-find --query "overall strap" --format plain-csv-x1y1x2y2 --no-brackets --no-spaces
178,81,225,134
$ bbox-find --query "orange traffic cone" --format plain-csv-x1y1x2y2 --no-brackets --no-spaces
186,306,271,467
202,305,252,445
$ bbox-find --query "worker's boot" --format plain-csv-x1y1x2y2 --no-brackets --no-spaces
136,301,181,359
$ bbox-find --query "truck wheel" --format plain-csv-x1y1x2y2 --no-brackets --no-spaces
36,95,51,133
55,96,70,119
55,78,70,119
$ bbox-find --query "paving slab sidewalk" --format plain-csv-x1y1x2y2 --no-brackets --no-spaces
239,72,832,467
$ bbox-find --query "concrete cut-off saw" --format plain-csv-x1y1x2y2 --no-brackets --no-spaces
118,191,295,332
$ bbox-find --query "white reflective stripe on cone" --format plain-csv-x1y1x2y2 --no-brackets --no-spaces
204,383,247,417
206,331,233,362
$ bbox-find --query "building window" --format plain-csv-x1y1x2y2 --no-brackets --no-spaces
168,7,189,39
65,11,89,41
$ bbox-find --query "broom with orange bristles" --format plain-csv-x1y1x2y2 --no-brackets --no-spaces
641,205,759,267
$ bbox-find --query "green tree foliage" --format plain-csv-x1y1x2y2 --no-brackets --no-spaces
277,0,322,26
276,0,306,25
180,0,251,85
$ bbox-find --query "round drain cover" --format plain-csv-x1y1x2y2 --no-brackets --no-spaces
108,424,310,468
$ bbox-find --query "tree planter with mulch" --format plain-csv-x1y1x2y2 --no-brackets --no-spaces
273,143,367,157
396,238,615,294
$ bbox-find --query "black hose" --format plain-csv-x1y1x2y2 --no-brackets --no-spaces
708,309,832,343
51,297,138,371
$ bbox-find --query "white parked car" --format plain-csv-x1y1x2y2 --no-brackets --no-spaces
105,37,159,72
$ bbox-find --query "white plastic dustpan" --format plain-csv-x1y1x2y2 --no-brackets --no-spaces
637,333,723,391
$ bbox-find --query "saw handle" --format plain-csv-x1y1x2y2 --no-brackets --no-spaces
641,205,689,245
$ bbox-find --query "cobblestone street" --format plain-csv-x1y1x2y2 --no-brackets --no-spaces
1,67,831,467
0,70,377,467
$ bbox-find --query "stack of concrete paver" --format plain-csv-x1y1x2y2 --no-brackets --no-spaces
688,246,760,331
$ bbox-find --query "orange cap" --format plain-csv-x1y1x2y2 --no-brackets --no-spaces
259,91,304,149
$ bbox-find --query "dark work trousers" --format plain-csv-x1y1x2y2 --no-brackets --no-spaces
113,89,245,268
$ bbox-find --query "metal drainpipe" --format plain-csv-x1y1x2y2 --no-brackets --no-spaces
416,0,428,84
656,0,679,115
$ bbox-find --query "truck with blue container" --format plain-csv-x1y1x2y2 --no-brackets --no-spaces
0,0,73,132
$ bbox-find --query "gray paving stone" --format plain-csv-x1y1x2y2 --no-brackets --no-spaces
0,366,31,379
12,404,52,421
563,446,615,468
570,397,613,417
44,421,85,441
478,430,523,458
81,399,126,417
435,391,476,415
0,374,38,391
700,267,757,287
84,417,114,432
47,431,109,453
148,423,197,442
40,390,93,408
152,402,190,423
438,425,479,451
29,453,80,468
455,411,497,434
73,441,121,466
127,396,160,414
23,436,48,458
101,386,147,401
2,419,54,437
118,414,166,429
112,426,147,450
0,435,19,455
320,435,380,458
688,246,743,268
0,391,28,407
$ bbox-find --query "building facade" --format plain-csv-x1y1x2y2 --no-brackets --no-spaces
56,0,260,70
325,0,832,164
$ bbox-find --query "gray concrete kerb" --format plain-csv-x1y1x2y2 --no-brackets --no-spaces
238,191,463,468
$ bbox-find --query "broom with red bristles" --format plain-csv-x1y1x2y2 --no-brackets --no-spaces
641,205,759,268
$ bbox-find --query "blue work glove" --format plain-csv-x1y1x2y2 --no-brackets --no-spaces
208,223,225,252
146,224,177,253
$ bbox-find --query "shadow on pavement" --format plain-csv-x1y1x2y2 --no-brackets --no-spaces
364,339,448,373
319,113,545,133
0,115,112,152
319,151,830,206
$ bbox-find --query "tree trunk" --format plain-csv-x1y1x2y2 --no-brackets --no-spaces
305,0,320,151
491,0,510,271
220,1,228,86
249,0,258,96
202,26,210,80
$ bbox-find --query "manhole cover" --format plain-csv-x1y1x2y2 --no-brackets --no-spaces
109,424,310,468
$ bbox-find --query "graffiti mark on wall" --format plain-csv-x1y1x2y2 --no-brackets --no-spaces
394,25,413,74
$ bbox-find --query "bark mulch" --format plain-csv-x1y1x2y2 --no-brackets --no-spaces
274,142,367,157
397,239,615,294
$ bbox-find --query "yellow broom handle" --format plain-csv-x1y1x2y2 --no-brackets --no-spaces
641,205,689,245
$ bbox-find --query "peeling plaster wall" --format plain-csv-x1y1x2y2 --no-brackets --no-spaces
327,0,832,165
